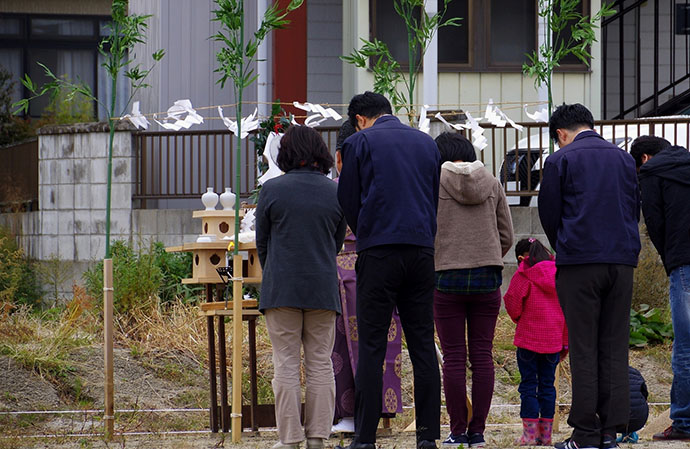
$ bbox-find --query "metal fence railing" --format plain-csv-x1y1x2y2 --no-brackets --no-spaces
132,127,339,208
133,118,690,208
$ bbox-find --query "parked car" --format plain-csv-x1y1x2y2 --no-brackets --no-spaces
499,119,690,206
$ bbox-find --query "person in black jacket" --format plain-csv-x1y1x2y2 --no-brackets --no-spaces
538,104,641,449
631,136,690,441
616,366,649,443
335,92,441,449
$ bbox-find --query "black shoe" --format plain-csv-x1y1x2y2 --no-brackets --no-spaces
600,434,617,448
417,440,438,449
467,432,485,448
653,425,690,440
333,443,376,449
553,438,598,449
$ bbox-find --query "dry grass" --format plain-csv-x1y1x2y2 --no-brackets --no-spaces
0,285,98,388
634,226,670,312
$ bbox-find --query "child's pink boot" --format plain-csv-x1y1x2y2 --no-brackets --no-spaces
517,418,539,445
537,418,553,445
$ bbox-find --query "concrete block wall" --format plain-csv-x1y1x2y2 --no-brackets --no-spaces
36,124,136,263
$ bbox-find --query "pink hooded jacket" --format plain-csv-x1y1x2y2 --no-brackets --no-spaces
504,258,568,354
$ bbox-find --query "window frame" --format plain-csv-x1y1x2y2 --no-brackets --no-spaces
368,0,591,73
0,13,111,118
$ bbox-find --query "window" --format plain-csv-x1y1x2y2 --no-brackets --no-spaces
371,0,589,72
0,14,126,119
554,1,590,70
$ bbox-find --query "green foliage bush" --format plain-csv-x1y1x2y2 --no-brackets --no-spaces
630,304,674,347
0,227,42,307
83,239,199,314
0,66,35,147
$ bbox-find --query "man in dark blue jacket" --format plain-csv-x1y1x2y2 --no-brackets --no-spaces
335,92,441,449
538,104,641,449
631,136,690,441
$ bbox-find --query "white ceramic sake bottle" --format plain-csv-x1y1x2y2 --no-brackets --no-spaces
201,187,219,210
219,187,236,211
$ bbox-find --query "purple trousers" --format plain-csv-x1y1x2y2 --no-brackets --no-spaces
433,289,501,435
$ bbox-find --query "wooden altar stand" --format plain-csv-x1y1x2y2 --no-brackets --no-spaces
167,209,269,437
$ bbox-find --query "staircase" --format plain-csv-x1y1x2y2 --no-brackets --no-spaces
602,0,690,119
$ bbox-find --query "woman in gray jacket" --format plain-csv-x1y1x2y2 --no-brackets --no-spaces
256,125,347,449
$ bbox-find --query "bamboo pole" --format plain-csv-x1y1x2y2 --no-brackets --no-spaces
231,253,243,441
103,259,114,440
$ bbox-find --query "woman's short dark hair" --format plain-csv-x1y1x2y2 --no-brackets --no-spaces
435,132,477,164
549,103,594,143
630,135,671,168
277,125,334,174
347,91,392,129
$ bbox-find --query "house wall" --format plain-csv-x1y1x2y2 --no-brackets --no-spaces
603,0,690,118
342,0,604,120
129,0,260,130
307,0,344,108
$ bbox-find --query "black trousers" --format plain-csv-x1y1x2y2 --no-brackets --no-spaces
556,264,633,447
353,245,440,443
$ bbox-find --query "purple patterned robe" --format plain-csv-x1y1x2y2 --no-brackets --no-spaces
331,226,403,419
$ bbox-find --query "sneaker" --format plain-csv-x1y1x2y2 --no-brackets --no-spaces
271,442,300,449
331,417,355,433
467,432,485,448
653,425,690,440
553,438,598,449
442,433,469,447
616,432,638,443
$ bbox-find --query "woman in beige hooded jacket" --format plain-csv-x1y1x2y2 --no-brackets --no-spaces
433,132,514,448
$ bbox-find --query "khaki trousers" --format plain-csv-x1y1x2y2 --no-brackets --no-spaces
265,307,336,444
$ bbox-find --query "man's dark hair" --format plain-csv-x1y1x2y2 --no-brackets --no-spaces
336,120,357,156
347,91,392,129
276,125,334,174
630,135,672,168
549,103,595,143
435,132,477,164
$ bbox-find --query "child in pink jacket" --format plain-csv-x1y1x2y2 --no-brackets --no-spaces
504,238,568,446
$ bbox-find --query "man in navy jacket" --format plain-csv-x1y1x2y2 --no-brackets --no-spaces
538,104,640,449
336,92,441,449
631,136,690,441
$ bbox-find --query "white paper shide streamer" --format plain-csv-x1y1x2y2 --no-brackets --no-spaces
418,104,431,134
293,102,342,127
218,106,260,139
124,101,150,130
525,105,549,123
154,99,204,131
258,131,283,185
435,111,487,152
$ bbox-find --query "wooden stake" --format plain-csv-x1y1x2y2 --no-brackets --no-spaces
231,254,243,441
103,258,114,440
